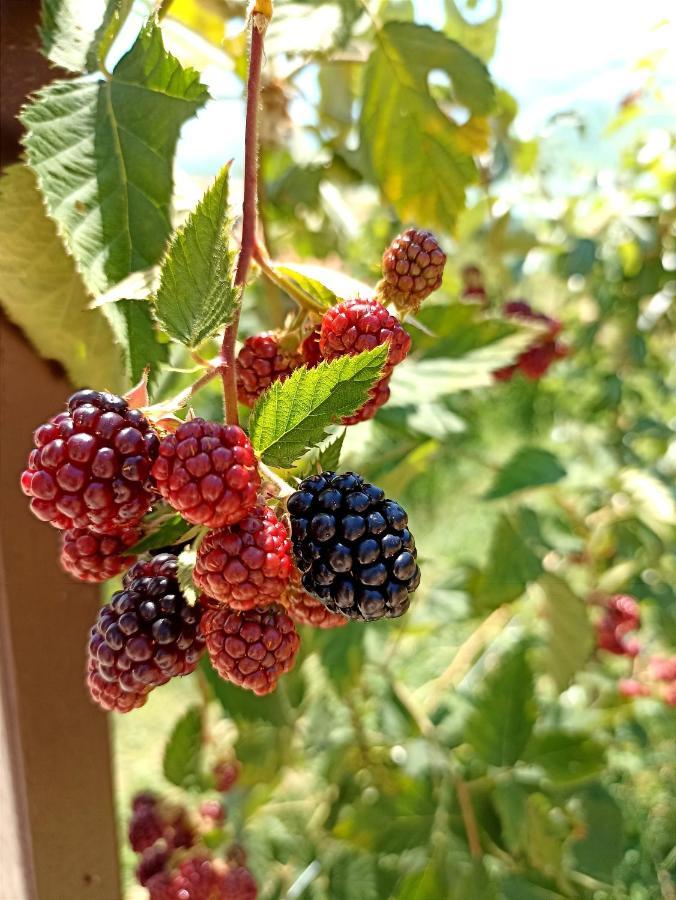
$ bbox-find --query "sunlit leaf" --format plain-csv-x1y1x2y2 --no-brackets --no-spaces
163,706,202,789
536,574,593,692
484,447,566,500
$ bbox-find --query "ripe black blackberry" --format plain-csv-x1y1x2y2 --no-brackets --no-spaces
286,472,420,621
86,554,205,712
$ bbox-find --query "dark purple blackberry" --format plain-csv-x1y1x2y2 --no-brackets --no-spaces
286,472,420,621
86,554,205,712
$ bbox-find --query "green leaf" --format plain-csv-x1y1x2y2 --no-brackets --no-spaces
570,785,625,882
360,22,495,228
40,0,132,73
249,346,388,467
202,658,288,726
330,854,378,900
443,0,502,62
484,448,566,500
317,429,346,472
537,574,593,692
501,877,567,900
21,20,209,296
154,165,237,348
273,262,372,311
126,513,195,555
163,706,202,789
468,514,542,611
412,303,524,360
103,298,167,390
523,730,606,786
313,624,365,690
0,164,122,390
465,640,536,767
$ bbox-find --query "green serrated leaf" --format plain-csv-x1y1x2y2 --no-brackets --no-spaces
127,513,195,555
103,298,167,390
536,574,593,692
22,20,209,296
360,22,495,228
465,640,536,767
484,447,566,500
249,346,388,467
40,0,131,73
570,785,625,882
163,706,203,789
317,429,346,472
468,513,542,611
202,658,288,726
154,164,237,348
0,164,122,389
523,730,606,785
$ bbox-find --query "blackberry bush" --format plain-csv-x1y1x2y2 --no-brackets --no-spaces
287,471,420,621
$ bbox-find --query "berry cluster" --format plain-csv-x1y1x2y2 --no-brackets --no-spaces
596,595,676,708
287,471,420,621
234,229,445,421
494,300,568,382
129,777,257,900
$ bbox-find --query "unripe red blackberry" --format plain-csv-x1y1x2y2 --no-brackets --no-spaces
236,332,301,406
618,678,650,699
223,866,258,900
21,389,159,534
193,506,292,609
379,228,446,312
596,594,641,657
494,301,567,382
341,374,391,426
319,297,411,375
86,554,205,712
300,326,322,367
283,570,348,629
648,656,676,682
199,799,226,825
287,471,420,621
148,856,221,900
213,759,240,792
152,419,260,529
136,845,170,887
60,526,140,583
129,794,165,852
201,603,300,696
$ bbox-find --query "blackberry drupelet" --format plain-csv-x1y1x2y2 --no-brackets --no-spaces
86,554,205,712
236,332,301,406
287,471,420,621
21,389,159,533
60,526,140,582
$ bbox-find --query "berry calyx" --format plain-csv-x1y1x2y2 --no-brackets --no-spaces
379,227,447,312
193,506,292,609
236,332,301,406
21,389,159,534
287,471,420,621
282,570,348,629
152,419,260,529
86,554,206,712
60,526,140,583
200,603,300,696
319,297,411,375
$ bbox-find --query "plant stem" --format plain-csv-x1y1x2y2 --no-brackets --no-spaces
220,6,271,424
455,777,482,859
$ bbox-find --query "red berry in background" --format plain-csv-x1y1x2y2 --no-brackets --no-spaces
460,264,487,306
341,373,391,426
199,799,226,825
201,603,300,696
193,506,292,609
152,419,260,529
214,759,240,792
319,297,411,375
21,389,159,534
60,526,140,583
648,656,676,682
236,332,301,406
129,794,165,852
300,326,322,367
223,866,258,900
596,594,641,657
379,228,447,312
136,845,169,887
283,570,348,629
148,855,222,900
618,678,650,699
86,554,205,713
494,301,567,382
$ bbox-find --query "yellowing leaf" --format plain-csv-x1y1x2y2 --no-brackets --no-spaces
0,165,122,390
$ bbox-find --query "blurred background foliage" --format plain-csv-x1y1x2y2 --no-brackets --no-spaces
2,0,674,897
116,1,675,898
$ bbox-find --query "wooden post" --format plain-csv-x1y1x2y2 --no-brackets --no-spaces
0,318,122,900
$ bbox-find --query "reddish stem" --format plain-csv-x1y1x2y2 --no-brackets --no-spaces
221,14,267,424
